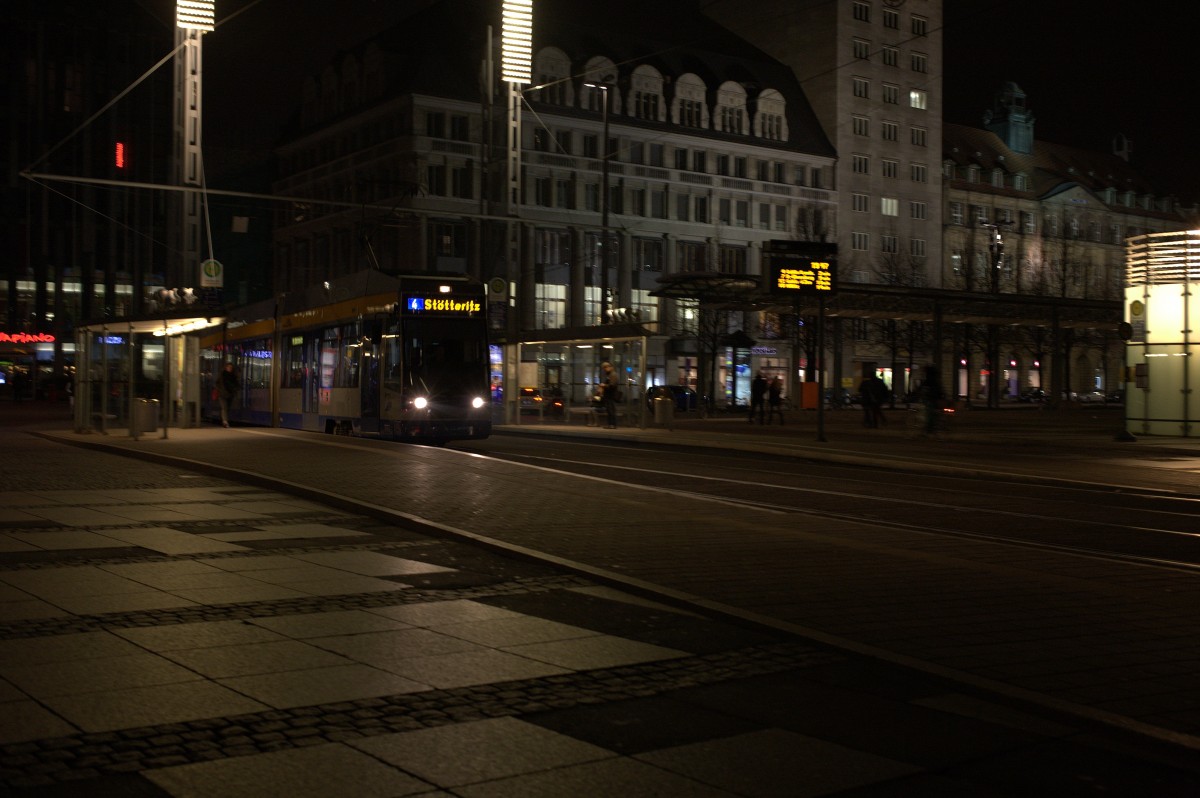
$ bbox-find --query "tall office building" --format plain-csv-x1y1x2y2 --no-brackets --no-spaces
703,0,944,291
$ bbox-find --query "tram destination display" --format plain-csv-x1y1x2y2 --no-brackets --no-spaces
764,241,837,296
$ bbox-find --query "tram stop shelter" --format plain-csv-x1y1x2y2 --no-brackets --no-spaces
73,315,223,439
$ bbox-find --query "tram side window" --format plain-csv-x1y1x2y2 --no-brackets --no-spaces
320,327,361,389
281,340,307,389
382,335,403,391
243,340,272,389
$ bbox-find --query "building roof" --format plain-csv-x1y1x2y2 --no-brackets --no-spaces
286,0,832,157
943,123,1160,204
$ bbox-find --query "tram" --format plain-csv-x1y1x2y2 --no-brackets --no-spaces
199,272,492,443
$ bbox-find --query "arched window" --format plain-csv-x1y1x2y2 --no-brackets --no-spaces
532,47,573,107
581,56,621,114
630,64,665,122
673,73,708,129
753,88,787,141
715,81,747,134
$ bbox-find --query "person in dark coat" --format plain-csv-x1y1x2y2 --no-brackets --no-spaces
749,371,768,424
767,377,785,425
217,362,238,427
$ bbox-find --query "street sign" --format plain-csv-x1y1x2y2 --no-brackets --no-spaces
764,242,837,296
200,258,224,289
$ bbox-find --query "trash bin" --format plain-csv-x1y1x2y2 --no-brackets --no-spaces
653,396,674,425
133,398,159,434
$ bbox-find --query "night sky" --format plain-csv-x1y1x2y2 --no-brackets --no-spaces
201,0,1200,203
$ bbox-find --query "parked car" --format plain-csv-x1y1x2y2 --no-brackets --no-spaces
645,385,698,412
1078,390,1106,403
518,387,563,416
1018,388,1047,403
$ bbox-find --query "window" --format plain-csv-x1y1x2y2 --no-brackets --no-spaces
774,205,787,231
882,46,898,67
853,116,870,136
881,197,899,216
678,241,707,272
910,163,927,182
427,163,446,195
583,135,598,159
1014,174,1027,191
694,196,709,223
651,189,667,219
950,202,964,225
975,206,989,225
853,2,870,22
852,154,870,174
719,198,731,224
852,232,870,251
693,151,707,173
883,8,898,28
911,127,927,146
758,203,771,229
585,183,600,212
734,156,748,178
736,200,749,227
449,115,470,141
911,53,927,73
773,162,785,183
680,99,705,128
854,39,871,59
991,169,1004,188
534,283,566,330
675,194,690,221
910,89,927,110
852,193,869,212
674,148,688,170
912,15,928,36
452,164,473,199
909,201,927,220
649,143,664,167
881,158,898,178
882,83,899,104
718,245,747,274
634,91,660,121
426,111,446,138
533,176,552,207
716,154,730,176
881,235,898,254
881,120,898,141
631,188,646,216
853,77,870,98
1022,211,1036,234
533,128,551,152
910,238,926,257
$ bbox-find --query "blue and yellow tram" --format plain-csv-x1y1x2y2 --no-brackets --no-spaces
199,273,492,443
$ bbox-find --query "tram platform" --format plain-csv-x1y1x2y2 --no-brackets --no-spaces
4,400,1200,795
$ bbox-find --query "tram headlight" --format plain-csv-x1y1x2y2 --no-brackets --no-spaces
412,396,429,410
471,396,485,409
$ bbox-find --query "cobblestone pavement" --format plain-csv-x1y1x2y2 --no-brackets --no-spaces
4,402,1200,796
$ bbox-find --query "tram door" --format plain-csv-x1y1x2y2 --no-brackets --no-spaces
359,319,382,433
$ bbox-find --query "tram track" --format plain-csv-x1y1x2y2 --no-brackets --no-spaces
480,446,1200,575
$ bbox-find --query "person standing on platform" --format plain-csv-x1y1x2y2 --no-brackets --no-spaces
217,362,238,428
749,371,768,424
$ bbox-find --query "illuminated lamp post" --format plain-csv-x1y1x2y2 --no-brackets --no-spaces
174,1,214,289
500,1,532,423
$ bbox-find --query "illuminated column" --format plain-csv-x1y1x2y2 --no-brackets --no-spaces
173,2,213,288
500,0,532,407
1124,230,1200,437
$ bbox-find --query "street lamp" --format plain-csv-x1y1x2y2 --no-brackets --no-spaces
583,81,611,324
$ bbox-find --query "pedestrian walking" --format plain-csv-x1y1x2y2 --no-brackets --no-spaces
600,361,620,428
749,371,768,424
767,376,785,424
865,372,889,428
217,362,238,428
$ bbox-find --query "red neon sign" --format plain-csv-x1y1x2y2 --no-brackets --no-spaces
115,142,126,168
0,332,55,344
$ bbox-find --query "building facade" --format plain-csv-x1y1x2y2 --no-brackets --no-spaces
269,0,837,412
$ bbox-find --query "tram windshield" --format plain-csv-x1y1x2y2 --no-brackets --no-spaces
387,316,487,396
